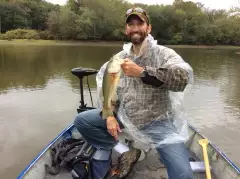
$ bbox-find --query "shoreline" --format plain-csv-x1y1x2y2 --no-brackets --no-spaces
0,39,123,47
0,39,240,49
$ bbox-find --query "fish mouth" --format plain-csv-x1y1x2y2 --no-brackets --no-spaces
110,73,118,77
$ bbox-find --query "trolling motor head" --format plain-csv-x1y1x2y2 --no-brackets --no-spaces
71,67,98,79
71,67,98,113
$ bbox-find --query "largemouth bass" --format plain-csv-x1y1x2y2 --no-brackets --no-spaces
101,55,124,119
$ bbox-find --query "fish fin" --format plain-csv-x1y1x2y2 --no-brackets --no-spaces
102,108,114,120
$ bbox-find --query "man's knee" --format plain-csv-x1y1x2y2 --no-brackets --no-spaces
74,113,86,132
73,109,103,133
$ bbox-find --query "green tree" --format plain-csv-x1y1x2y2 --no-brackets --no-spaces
59,7,78,39
47,10,60,38
0,0,239,45
66,0,80,14
76,7,98,39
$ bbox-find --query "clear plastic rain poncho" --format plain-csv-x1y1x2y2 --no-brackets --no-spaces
96,34,194,150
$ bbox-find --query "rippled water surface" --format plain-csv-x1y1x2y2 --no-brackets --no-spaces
0,44,239,178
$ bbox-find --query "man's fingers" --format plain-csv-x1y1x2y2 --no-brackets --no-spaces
121,63,129,73
122,59,131,67
113,129,118,140
117,125,122,133
121,62,127,68
107,127,113,136
106,119,120,140
110,129,115,135
108,127,117,136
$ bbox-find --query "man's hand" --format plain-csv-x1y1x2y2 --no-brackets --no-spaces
106,116,122,140
121,59,143,77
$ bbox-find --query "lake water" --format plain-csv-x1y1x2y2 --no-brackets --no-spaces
0,43,239,178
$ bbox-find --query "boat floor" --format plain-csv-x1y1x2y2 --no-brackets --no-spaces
45,148,216,179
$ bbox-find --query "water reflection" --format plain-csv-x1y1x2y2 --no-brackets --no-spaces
0,45,122,93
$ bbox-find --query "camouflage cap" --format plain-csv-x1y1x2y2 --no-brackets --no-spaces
125,7,150,25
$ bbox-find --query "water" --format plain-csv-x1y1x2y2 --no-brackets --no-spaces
0,44,239,178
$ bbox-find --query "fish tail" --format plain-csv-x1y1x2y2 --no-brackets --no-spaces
102,108,114,120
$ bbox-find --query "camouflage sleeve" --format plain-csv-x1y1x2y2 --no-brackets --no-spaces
145,48,190,92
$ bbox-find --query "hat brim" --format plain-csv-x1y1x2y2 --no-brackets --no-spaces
126,12,148,24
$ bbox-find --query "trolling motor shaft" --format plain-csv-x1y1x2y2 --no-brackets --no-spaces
71,67,98,113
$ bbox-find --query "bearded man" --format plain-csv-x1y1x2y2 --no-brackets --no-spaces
74,7,194,179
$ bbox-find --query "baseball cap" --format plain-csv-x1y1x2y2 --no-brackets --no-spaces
125,7,150,25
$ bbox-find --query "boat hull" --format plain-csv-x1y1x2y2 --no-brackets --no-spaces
17,124,240,179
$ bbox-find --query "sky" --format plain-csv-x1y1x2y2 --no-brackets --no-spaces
46,0,240,10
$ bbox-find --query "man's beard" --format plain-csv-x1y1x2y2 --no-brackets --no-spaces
128,32,147,45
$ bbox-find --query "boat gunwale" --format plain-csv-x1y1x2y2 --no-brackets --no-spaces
17,123,240,178
17,123,74,179
189,124,240,174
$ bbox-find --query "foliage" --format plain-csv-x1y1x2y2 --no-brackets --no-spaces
0,29,40,40
0,0,239,45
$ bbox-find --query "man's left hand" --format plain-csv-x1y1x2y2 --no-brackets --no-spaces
121,58,143,77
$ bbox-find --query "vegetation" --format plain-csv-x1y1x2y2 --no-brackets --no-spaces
0,0,239,45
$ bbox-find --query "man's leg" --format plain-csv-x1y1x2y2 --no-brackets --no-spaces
74,109,142,179
74,109,117,178
74,108,117,150
156,143,194,179
139,119,194,179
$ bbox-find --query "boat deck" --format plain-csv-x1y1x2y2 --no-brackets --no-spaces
45,148,215,179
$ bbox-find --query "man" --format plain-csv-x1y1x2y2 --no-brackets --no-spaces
74,7,194,179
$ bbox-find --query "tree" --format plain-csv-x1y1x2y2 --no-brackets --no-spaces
0,0,239,45
66,0,80,14
59,7,78,39
47,10,60,37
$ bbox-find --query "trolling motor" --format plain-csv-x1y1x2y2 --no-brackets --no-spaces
71,67,112,179
71,67,98,113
